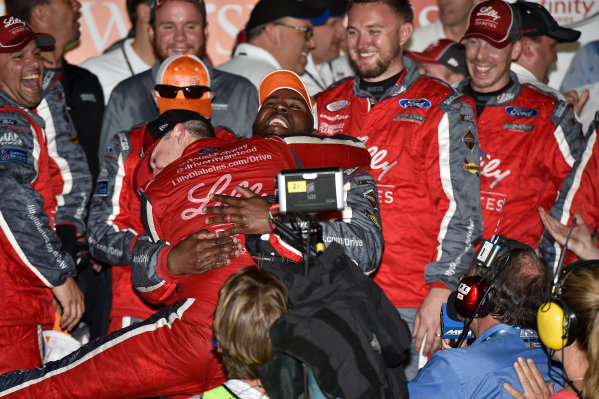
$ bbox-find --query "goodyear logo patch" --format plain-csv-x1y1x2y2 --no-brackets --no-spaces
393,113,425,123
0,148,27,164
463,161,479,174
325,100,349,112
95,180,109,196
504,106,539,118
463,130,476,151
197,147,222,154
399,98,432,109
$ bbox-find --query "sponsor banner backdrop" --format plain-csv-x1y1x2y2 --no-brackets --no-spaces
0,0,596,86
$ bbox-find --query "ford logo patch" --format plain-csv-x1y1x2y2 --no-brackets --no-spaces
399,98,432,109
197,147,222,154
505,106,539,118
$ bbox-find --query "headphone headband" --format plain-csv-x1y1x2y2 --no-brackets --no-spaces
537,259,599,350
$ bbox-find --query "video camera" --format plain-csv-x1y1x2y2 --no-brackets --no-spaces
274,167,346,276
277,167,345,214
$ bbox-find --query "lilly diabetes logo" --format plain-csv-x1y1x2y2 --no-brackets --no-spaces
399,98,432,109
504,106,539,118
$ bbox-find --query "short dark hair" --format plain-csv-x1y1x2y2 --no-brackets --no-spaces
183,118,214,139
473,239,551,329
4,0,48,24
213,267,288,380
347,0,413,23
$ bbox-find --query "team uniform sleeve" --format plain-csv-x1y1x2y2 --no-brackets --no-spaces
424,99,483,290
539,113,596,270
87,132,139,266
319,169,384,274
130,230,179,305
98,88,128,161
38,79,91,236
0,115,75,287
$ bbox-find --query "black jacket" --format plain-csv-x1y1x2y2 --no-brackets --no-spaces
259,243,411,399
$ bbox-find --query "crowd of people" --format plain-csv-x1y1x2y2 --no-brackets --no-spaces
0,0,598,397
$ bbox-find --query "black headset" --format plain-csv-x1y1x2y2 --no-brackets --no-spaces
537,260,598,351
449,236,533,348
453,236,532,319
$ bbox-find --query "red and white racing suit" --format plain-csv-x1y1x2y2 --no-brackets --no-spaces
0,92,78,373
539,113,597,269
316,58,483,308
455,73,583,248
87,124,164,332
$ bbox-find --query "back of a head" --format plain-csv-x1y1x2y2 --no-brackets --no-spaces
347,0,414,23
127,0,152,26
213,267,289,380
4,0,42,24
475,239,551,328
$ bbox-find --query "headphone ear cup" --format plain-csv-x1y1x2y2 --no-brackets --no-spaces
537,299,577,350
455,275,490,319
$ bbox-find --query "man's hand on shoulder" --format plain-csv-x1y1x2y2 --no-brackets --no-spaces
166,230,242,276
413,286,451,356
51,277,84,331
205,186,276,235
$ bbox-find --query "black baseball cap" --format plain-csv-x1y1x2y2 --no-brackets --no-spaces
514,1,580,43
245,0,329,32
146,109,211,140
324,0,348,17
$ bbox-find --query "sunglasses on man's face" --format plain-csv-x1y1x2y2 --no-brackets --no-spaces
154,84,211,99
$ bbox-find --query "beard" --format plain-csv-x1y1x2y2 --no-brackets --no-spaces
349,45,402,80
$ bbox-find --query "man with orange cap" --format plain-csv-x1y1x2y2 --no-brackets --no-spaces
87,53,233,334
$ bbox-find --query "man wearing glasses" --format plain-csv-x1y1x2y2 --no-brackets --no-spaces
218,0,328,90
97,0,259,160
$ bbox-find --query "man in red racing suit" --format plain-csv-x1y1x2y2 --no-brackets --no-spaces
315,0,482,378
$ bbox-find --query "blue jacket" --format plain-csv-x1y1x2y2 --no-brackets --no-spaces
408,324,562,399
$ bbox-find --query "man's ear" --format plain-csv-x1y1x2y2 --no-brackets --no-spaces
263,23,280,44
173,123,187,143
148,24,155,45
519,37,533,58
511,40,523,61
151,88,158,106
30,3,50,28
399,22,414,47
